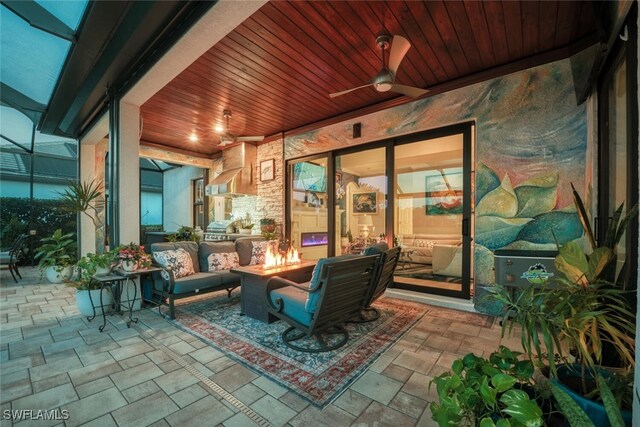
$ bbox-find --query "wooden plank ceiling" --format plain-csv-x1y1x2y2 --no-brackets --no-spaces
140,0,596,157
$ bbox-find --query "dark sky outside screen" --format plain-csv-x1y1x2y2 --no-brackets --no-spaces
293,162,326,192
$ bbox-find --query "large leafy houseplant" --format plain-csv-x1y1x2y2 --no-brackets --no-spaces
35,229,76,270
492,187,637,423
430,346,544,427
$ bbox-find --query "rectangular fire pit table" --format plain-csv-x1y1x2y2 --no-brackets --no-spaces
231,261,316,323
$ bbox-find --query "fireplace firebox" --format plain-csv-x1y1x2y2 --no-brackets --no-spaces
301,232,328,247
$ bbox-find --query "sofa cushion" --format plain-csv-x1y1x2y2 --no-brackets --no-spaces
235,237,266,266
151,241,200,273
199,242,236,272
207,252,240,271
249,240,278,265
172,272,222,294
306,254,360,313
153,248,195,280
217,271,241,287
269,285,313,326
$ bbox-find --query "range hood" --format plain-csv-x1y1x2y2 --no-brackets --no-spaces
206,143,257,196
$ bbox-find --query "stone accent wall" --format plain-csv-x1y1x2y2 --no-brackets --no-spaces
257,138,285,225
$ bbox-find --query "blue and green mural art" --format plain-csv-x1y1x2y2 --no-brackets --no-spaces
285,57,589,312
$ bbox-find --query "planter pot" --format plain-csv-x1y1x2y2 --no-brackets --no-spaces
94,266,111,276
260,223,276,233
553,365,632,427
239,229,252,235
76,289,113,317
45,265,73,283
121,259,138,272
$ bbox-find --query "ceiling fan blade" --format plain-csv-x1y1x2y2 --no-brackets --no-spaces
329,83,373,98
237,136,265,142
390,84,429,98
388,35,411,76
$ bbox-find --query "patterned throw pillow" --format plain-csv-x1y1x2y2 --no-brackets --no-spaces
153,248,194,280
249,240,278,265
208,252,240,271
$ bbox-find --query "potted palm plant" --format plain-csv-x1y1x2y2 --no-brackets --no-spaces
69,255,112,316
492,187,637,425
57,179,106,253
35,229,76,283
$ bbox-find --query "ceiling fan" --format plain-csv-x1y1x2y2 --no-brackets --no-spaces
329,33,428,99
217,110,265,146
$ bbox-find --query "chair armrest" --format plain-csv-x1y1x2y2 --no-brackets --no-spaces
266,276,310,292
265,276,309,314
153,262,176,294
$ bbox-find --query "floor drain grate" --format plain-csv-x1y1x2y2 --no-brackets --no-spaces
142,330,272,427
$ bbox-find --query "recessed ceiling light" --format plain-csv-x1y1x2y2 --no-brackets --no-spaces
189,134,198,142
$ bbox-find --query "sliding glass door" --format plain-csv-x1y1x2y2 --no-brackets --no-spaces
393,125,473,298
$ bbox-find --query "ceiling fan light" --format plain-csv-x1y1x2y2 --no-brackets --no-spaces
214,124,224,133
375,82,393,92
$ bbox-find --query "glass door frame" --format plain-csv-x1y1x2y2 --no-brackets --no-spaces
390,122,473,299
285,121,474,299
285,152,335,257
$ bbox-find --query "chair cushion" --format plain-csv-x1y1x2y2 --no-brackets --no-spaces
0,253,12,263
151,241,200,273
199,242,236,271
216,271,241,287
207,252,240,271
153,248,195,280
363,242,389,256
306,254,360,313
171,272,222,294
235,237,266,266
269,285,313,327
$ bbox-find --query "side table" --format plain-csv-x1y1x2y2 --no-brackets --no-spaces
91,274,127,332
115,266,163,326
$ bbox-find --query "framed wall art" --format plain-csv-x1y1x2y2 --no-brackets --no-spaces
260,159,275,182
352,191,377,215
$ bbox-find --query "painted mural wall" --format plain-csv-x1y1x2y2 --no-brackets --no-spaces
284,57,589,312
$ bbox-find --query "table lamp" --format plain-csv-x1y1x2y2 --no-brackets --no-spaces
358,215,373,238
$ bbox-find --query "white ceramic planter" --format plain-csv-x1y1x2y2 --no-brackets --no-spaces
121,260,137,272
45,265,73,283
94,266,111,276
76,289,113,316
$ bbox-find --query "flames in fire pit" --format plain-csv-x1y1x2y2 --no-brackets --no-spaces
263,244,300,269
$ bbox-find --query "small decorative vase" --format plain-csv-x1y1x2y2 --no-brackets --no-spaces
94,266,111,277
239,229,252,235
121,259,137,272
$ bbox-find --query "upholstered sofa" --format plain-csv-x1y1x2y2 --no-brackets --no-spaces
398,234,461,265
147,237,265,319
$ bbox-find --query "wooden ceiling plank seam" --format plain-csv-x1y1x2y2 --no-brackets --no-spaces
247,10,375,96
305,1,385,80
538,0,558,53
277,1,378,84
154,76,312,132
403,0,459,79
210,44,341,114
386,0,443,83
462,1,497,68
521,0,540,55
223,28,371,106
382,0,438,86
425,0,472,76
554,0,576,47
482,1,510,65
235,15,374,105
184,54,323,122
441,0,486,72
576,1,597,40
205,48,338,114
500,0,524,59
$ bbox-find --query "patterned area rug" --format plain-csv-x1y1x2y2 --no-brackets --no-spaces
170,290,428,407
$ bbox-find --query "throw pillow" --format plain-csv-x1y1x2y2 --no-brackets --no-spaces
153,248,194,280
249,240,278,265
207,252,240,271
